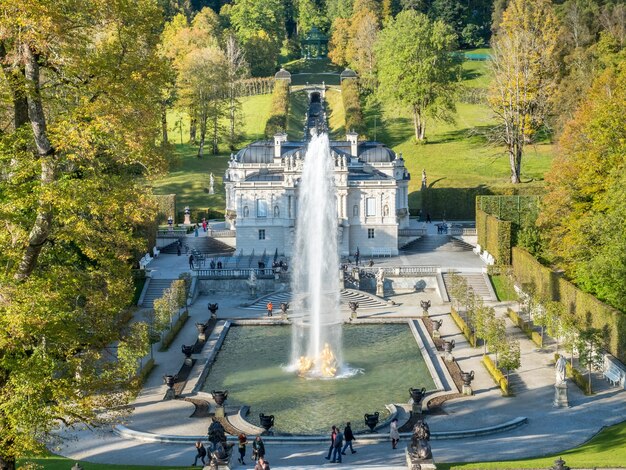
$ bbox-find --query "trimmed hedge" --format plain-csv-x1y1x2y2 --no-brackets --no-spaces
264,80,290,138
159,310,189,351
512,247,626,363
450,307,477,347
341,78,365,136
566,361,592,395
482,355,509,396
476,209,512,265
507,308,543,347
137,358,155,386
154,194,176,223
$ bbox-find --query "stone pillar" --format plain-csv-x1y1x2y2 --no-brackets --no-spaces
553,382,569,407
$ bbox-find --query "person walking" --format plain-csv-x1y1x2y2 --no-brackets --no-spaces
192,440,206,467
237,433,248,465
341,422,356,455
331,426,344,463
252,435,265,461
325,425,337,460
255,456,270,470
390,418,400,449
189,253,195,270
266,301,273,317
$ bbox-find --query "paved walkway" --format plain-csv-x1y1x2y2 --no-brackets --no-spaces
54,239,626,468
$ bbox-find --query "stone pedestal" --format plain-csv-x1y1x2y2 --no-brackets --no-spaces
433,330,441,339
412,404,423,415
376,282,384,297
164,388,176,400
444,352,454,363
462,384,473,396
215,406,225,418
184,214,191,225
184,357,193,366
406,452,437,470
553,382,569,407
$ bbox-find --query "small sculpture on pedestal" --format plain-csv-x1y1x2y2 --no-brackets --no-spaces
184,206,191,225
375,268,385,297
432,319,443,339
280,302,289,319
409,387,427,414
407,419,435,470
211,390,228,418
553,355,569,407
246,271,257,298
420,299,431,317
348,301,359,321
209,172,215,195
443,339,455,362
163,374,177,400
182,344,193,366
208,303,219,319
460,370,475,395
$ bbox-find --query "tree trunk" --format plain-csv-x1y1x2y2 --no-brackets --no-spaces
197,137,205,158
509,144,522,183
0,456,16,470
229,89,236,150
197,113,207,158
212,114,219,155
412,105,426,142
0,42,28,129
189,115,197,144
161,107,168,146
15,44,56,281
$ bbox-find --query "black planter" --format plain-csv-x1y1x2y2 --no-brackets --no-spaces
460,370,475,387
208,303,219,317
443,339,455,353
364,412,379,432
181,344,193,358
409,387,427,404
348,301,359,313
211,390,228,406
259,413,275,432
432,319,443,331
420,300,431,314
196,322,207,336
163,375,177,389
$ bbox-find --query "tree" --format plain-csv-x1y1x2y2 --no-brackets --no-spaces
538,65,626,312
328,17,352,67
0,1,168,468
118,322,151,380
224,33,249,150
577,327,605,393
171,279,189,315
346,9,380,92
499,338,521,383
376,10,461,142
474,300,496,354
486,318,507,366
487,0,561,183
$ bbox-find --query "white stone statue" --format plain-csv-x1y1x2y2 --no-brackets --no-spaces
375,267,385,284
246,270,257,298
209,173,215,195
555,356,567,385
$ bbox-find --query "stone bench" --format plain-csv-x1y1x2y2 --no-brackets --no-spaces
139,253,153,269
472,243,481,255
604,361,624,387
371,247,392,257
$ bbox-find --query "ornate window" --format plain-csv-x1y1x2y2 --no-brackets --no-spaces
257,199,268,217
366,197,376,216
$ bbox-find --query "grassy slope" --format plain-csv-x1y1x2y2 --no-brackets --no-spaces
438,420,626,469
363,55,554,213
151,94,272,213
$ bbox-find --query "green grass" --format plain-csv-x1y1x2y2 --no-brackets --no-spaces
438,419,626,469
286,90,309,140
19,454,195,469
325,88,345,139
489,275,518,301
152,94,272,213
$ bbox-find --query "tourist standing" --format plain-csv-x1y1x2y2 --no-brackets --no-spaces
355,248,360,266
202,218,207,232
341,421,356,455
168,215,173,230
390,418,400,449
325,425,337,460
237,433,248,464
266,301,273,317
189,254,195,270
252,435,265,461
192,440,206,467
255,456,270,470
331,426,344,463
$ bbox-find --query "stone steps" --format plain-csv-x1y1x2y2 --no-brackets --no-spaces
401,235,474,253
243,290,388,311
441,272,495,301
161,236,235,255
141,279,174,308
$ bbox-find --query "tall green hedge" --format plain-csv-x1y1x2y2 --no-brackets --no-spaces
512,247,626,363
341,78,365,136
154,194,176,224
476,209,511,265
264,80,290,138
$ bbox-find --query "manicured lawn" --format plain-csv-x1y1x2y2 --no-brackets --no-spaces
489,275,518,301
152,94,272,213
19,455,194,469
438,419,626,469
287,90,309,140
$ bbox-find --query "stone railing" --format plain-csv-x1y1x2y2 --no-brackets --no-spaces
449,227,477,236
398,228,427,237
359,265,439,277
195,268,276,279
157,229,188,238
208,229,236,238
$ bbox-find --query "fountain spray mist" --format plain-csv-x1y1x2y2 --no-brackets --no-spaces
290,132,342,376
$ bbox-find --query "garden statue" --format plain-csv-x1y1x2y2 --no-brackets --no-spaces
184,206,191,225
432,319,443,338
246,270,257,298
460,370,475,395
348,301,359,320
209,172,215,195
207,419,227,447
408,419,432,461
421,169,427,189
554,356,569,408
443,339,455,362
555,355,567,385
376,267,385,297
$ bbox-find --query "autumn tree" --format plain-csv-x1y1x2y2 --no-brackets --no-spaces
0,1,168,468
346,8,380,92
224,33,248,150
539,64,626,312
488,0,561,183
375,10,461,142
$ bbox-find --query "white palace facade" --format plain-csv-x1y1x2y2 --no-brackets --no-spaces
224,130,410,258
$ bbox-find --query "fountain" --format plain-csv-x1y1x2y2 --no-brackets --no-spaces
290,132,342,378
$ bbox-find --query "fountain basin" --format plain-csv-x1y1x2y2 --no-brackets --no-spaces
201,323,435,435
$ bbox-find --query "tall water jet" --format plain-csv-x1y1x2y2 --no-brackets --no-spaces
290,132,342,378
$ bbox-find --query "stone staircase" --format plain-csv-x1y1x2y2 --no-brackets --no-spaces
243,289,389,311
140,279,174,308
442,272,496,302
160,235,235,255
401,234,474,253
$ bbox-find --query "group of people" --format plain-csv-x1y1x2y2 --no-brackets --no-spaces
192,435,269,469
324,423,356,464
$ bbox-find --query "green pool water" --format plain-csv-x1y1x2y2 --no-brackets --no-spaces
202,323,435,435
